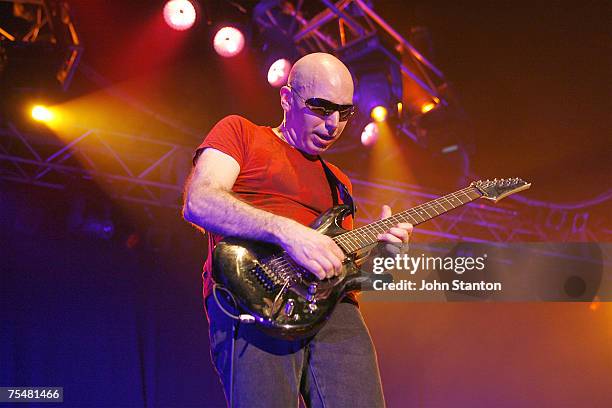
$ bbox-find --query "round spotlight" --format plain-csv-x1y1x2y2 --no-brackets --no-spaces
421,102,436,114
361,122,379,147
213,26,245,58
31,105,53,122
370,105,388,122
267,58,292,87
163,0,197,31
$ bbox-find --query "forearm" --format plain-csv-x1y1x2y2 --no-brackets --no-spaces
183,186,297,244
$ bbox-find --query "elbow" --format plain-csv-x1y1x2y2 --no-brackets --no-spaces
182,193,201,225
183,186,218,227
183,191,200,224
182,202,193,224
183,184,227,229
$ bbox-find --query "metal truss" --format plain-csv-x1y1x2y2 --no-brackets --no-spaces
0,0,82,89
1,121,608,246
0,123,191,209
254,0,447,111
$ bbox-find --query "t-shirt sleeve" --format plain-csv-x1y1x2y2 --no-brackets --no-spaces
193,115,249,167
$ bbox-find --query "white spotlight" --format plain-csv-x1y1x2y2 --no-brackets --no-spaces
267,59,292,87
213,26,245,58
163,0,197,31
361,122,379,147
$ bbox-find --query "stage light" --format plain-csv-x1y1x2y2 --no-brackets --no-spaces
361,122,379,146
421,102,436,114
397,102,403,116
213,26,245,58
31,105,53,122
163,0,197,31
267,58,292,87
370,106,388,122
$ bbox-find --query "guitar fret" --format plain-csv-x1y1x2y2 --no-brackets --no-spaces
409,210,422,222
460,190,472,202
442,195,456,209
406,213,420,225
372,223,387,234
355,231,367,246
431,202,441,215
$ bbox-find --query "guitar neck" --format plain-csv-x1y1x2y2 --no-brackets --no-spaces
333,186,483,254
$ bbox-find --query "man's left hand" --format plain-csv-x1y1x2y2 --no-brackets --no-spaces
376,204,413,254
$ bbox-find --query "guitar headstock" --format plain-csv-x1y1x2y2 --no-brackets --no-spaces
473,178,531,202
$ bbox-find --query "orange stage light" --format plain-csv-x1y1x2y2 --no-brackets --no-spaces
370,105,388,122
31,105,53,122
421,102,436,114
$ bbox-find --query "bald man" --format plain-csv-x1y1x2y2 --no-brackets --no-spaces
184,53,412,407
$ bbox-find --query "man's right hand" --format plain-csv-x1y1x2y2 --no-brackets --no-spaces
277,221,346,280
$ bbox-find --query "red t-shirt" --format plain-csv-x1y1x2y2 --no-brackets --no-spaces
193,115,353,299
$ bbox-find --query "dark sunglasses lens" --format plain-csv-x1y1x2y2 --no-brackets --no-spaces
339,107,354,121
306,99,331,110
306,99,354,121
307,105,328,116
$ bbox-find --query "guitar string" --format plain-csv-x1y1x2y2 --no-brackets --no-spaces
334,188,475,250
338,187,474,240
267,182,518,277
334,186,478,250
263,186,480,276
265,186,479,275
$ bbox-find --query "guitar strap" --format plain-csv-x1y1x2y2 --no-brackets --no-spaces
318,156,356,217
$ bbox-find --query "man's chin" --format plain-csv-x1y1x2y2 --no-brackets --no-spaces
309,143,329,154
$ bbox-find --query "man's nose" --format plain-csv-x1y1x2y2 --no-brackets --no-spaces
325,111,340,135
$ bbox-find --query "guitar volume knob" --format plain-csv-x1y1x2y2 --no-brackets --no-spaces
306,283,318,302
284,299,295,316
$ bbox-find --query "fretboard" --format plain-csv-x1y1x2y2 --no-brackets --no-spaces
333,186,483,254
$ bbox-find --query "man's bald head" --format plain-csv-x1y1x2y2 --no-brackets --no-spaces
287,53,354,105
276,53,354,155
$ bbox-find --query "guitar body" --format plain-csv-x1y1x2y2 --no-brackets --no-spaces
212,205,364,340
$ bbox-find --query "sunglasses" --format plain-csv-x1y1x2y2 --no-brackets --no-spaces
290,87,355,121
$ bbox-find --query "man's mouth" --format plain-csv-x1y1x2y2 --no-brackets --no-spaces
314,132,334,142
312,133,333,149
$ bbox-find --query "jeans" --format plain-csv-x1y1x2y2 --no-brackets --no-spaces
205,294,385,408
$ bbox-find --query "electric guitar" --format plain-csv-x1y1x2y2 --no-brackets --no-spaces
212,178,531,340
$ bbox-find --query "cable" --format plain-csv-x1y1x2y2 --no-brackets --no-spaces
212,284,256,408
229,319,237,408
212,284,256,324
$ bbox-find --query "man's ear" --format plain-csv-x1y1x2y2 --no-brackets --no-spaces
279,86,292,111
